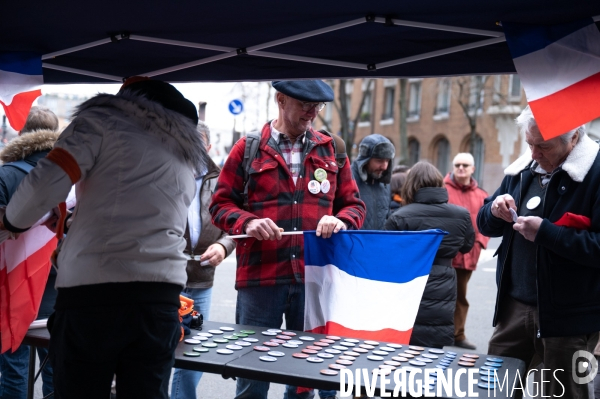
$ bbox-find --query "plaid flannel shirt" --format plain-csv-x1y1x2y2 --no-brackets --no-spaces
210,122,365,289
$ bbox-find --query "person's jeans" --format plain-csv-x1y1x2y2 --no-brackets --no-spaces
0,344,53,399
171,287,213,399
234,285,336,399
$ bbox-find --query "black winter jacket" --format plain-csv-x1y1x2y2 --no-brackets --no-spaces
385,187,474,348
477,135,600,338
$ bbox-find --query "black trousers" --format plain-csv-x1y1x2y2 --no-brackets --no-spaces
49,303,180,399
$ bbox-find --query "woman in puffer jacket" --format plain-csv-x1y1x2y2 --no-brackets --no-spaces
385,161,474,348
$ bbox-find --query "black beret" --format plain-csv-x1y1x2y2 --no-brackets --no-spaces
120,80,198,125
272,80,334,102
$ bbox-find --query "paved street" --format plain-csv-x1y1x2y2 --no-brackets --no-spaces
32,238,502,398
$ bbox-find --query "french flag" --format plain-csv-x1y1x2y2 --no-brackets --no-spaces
303,230,445,344
0,53,43,132
503,19,600,140
0,226,57,353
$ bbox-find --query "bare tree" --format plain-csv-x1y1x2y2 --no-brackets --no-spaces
318,79,375,157
454,76,490,153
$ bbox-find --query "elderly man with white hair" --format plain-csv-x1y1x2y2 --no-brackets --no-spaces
477,105,600,399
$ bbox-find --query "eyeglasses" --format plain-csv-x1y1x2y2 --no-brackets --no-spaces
454,163,472,168
299,101,326,112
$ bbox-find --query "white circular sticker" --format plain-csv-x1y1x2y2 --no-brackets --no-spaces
320,179,331,194
526,196,541,210
308,180,321,194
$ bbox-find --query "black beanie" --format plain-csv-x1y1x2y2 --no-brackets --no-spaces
120,80,198,125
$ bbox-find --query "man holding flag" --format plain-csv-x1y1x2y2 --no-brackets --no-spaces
477,106,600,398
210,80,365,399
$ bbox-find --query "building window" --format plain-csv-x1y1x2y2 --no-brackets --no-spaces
382,87,395,120
433,136,451,175
408,138,420,166
509,75,521,102
435,78,451,115
408,81,422,119
468,76,485,112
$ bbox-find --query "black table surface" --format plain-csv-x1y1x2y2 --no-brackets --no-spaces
24,320,526,398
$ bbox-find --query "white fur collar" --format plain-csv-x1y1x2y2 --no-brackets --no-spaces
504,135,599,182
74,92,209,172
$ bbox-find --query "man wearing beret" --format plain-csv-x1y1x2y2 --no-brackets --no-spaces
210,80,365,399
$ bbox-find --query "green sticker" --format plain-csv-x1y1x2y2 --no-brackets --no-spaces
202,342,218,348
213,338,229,344
240,330,255,335
314,168,327,182
224,335,237,340
237,333,248,338
193,347,209,353
183,351,201,357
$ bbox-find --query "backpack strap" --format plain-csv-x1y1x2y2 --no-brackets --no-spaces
3,160,35,174
318,129,347,168
242,132,261,208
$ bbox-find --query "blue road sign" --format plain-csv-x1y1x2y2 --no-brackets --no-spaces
228,99,244,115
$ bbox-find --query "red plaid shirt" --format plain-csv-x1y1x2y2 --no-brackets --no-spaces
210,123,365,289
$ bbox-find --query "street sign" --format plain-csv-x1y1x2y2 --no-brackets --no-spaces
228,99,244,115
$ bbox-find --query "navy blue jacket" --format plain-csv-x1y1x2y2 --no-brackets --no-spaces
477,135,600,338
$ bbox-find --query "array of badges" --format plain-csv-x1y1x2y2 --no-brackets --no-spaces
183,325,505,392
308,168,330,194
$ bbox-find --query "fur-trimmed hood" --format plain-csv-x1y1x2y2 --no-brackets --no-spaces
504,134,599,183
0,129,60,164
74,92,209,172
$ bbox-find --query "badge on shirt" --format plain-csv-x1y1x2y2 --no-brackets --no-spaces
526,196,541,210
320,179,331,194
314,168,327,182
308,180,321,194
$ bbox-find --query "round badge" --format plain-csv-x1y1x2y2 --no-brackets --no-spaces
385,360,402,367
202,342,217,348
317,353,334,359
299,336,315,341
409,360,426,367
276,335,291,340
213,338,229,344
235,341,251,347
240,330,255,334
193,347,209,353
485,362,503,368
340,342,355,347
344,351,360,357
306,357,324,363
306,345,321,351
392,356,409,362
314,168,327,182
478,382,495,389
435,365,447,369
372,350,388,356
379,364,396,370
302,349,318,355
422,353,438,359
463,353,479,359
220,326,235,332
329,363,346,370
314,342,329,347
320,369,338,376
447,351,457,356
336,359,353,365
458,361,475,367
307,180,321,194
320,339,335,344
367,355,384,361
459,357,476,363
282,331,297,336
320,180,331,194
183,351,201,357
271,339,286,344
193,336,208,341
293,353,309,359
387,343,403,349
364,340,379,346
415,357,433,363
198,332,213,337
243,338,259,343
326,335,341,340
325,349,341,354
253,346,270,352
487,357,503,363
359,344,375,350
223,335,237,340
226,345,243,350
263,342,279,347
268,351,285,357
354,348,369,354
380,347,396,352
236,333,248,338
261,331,277,336
408,346,425,351
404,350,420,355
401,353,414,359
527,196,541,210
217,349,234,355
289,340,304,345
429,349,444,354
259,355,277,362
282,343,298,348
267,329,282,333
481,375,498,383
344,338,360,343
339,355,356,361
184,339,201,345
208,329,223,335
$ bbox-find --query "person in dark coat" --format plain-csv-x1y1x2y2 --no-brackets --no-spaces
385,161,474,348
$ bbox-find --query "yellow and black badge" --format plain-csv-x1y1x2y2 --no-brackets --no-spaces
314,168,327,182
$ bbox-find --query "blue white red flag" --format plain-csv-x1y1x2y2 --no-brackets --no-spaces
503,19,600,140
0,53,43,131
303,230,445,344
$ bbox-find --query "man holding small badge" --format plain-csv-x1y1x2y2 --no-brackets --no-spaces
210,80,365,399
477,105,600,398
